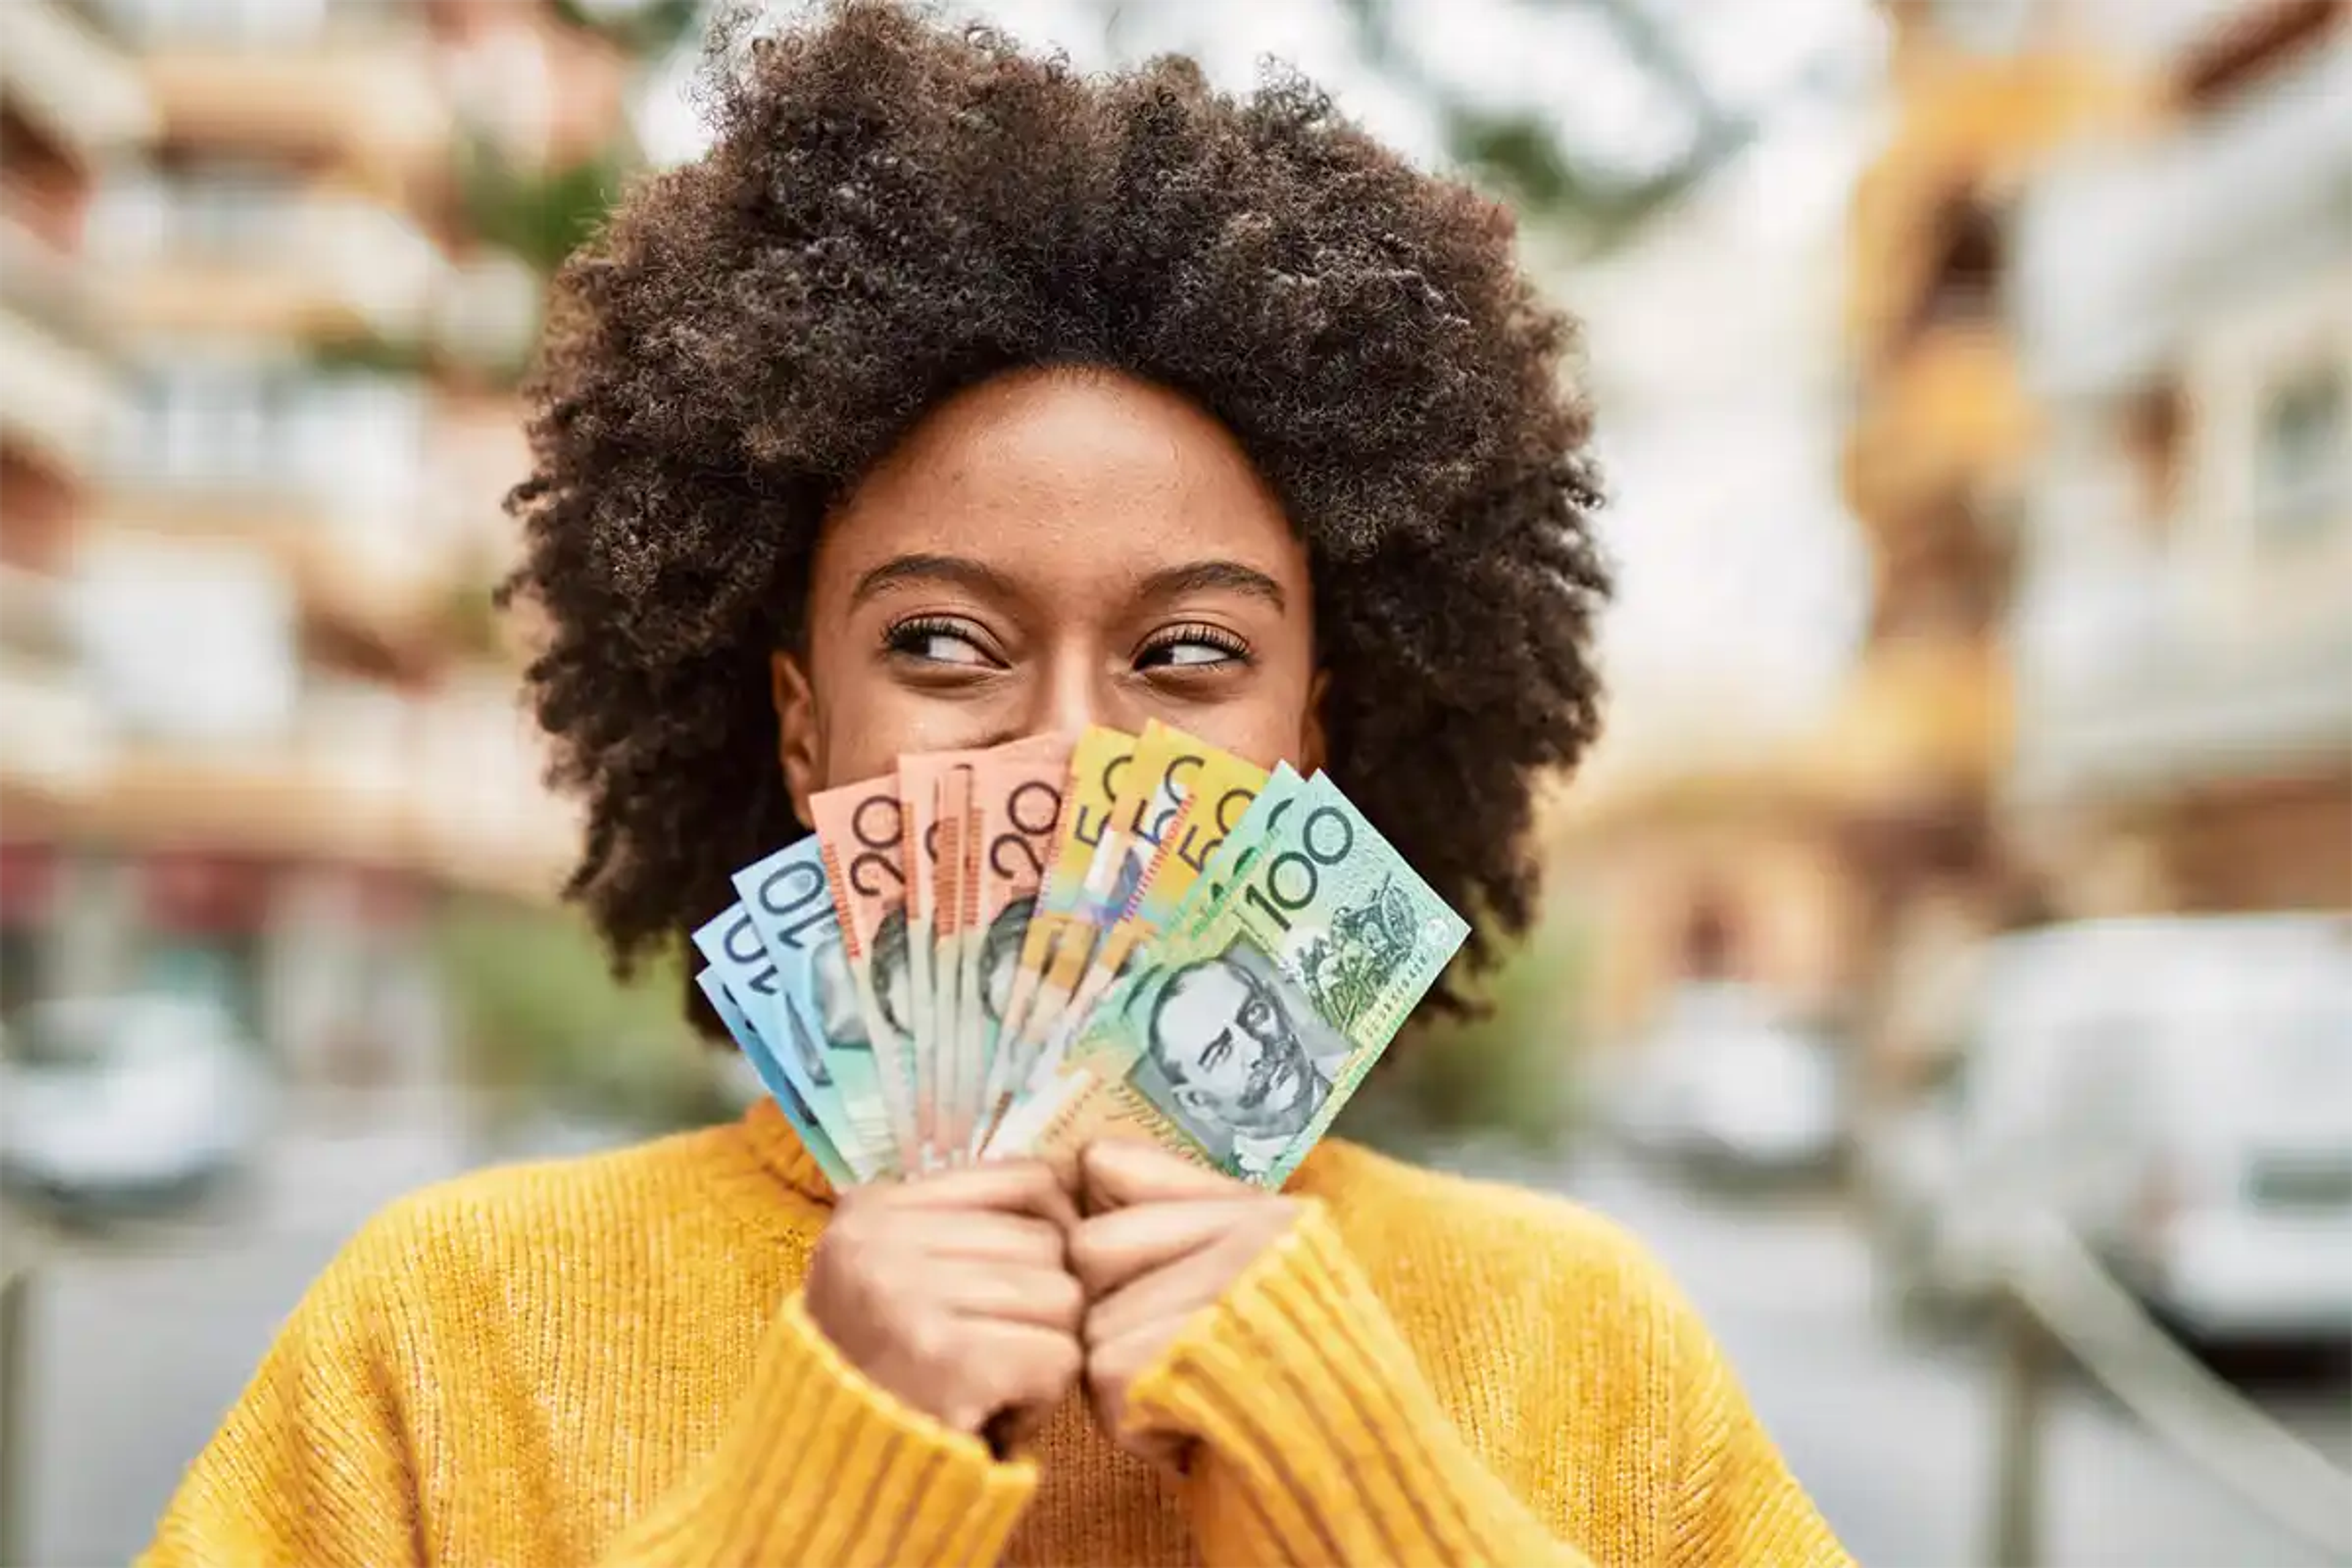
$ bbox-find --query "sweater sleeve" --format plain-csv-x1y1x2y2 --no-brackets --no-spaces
143,1231,1035,1568
598,1292,1038,1568
1121,1202,1599,1568
138,1227,425,1568
1664,1275,1852,1568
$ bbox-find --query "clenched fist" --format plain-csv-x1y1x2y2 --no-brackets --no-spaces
1069,1139,1306,1468
805,1160,1084,1451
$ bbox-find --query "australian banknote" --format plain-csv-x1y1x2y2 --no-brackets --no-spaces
988,771,1467,1185
732,837,897,1180
996,725,1134,1099
898,753,967,1161
690,901,861,1166
970,737,1076,1147
809,775,924,1170
1014,726,1270,1106
695,967,854,1188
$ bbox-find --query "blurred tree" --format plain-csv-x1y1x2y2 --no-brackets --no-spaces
309,328,439,379
1328,0,1789,257
436,901,738,1131
459,135,635,281
435,571,507,662
1098,0,1858,258
1340,907,1590,1157
554,0,706,58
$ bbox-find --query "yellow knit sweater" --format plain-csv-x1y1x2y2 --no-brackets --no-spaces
143,1101,1850,1567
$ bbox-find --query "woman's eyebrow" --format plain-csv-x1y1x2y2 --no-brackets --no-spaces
849,552,1025,609
1137,560,1287,613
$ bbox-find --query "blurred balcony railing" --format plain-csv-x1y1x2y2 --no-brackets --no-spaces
94,352,455,682
2,566,568,888
410,678,576,900
50,736,413,865
12,678,477,877
107,365,428,522
2013,36,2352,399
98,180,449,342
0,214,129,477
0,0,159,167
0,563,110,797
2008,556,2352,802
2048,0,2274,65
99,0,451,179
102,501,454,678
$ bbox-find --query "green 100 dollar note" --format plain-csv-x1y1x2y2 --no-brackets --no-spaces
991,772,1467,1185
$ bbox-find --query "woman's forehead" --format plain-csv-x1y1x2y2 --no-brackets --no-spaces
817,368,1305,590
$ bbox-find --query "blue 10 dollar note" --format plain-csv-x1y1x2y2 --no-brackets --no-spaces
733,837,899,1181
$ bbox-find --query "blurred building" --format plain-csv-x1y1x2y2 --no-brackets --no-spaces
1827,0,2166,1096
1544,164,1874,1054
0,0,624,1097
2003,0,2352,919
1,0,168,1018
1542,0,2122,1072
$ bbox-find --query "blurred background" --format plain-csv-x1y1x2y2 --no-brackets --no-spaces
0,0,2345,1563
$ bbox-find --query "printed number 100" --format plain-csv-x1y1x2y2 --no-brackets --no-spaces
1238,806,1354,935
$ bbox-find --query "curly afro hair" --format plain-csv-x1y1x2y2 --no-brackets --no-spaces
503,0,1611,1028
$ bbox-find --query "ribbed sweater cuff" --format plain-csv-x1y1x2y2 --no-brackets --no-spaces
1125,1204,1592,1568
608,1292,1035,1568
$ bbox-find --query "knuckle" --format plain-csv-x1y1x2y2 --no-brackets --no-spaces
1066,1226,1110,1290
899,1308,952,1372
1253,1197,1305,1241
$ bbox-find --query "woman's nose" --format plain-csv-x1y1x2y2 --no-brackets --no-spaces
1029,646,1136,739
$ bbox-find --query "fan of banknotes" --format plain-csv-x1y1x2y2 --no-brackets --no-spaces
692,722,1469,1188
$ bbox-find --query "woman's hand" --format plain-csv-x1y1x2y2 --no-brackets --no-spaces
1068,1139,1305,1466
805,1160,1085,1449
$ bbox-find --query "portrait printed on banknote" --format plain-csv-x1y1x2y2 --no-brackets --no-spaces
979,893,1033,1027
810,911,915,1052
779,1003,834,1088
1126,937,1348,1180
810,930,873,1055
869,905,914,1040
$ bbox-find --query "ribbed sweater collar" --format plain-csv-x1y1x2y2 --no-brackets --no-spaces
739,1099,839,1205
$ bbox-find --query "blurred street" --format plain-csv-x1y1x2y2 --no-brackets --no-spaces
1469,1141,2351,1568
12,1119,2346,1568
5,2,2349,1565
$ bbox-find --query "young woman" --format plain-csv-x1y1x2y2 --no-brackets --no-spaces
146,5,1850,1564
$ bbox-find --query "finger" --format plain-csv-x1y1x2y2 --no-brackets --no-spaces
1085,1314,1178,1437
905,1210,1068,1267
1068,1199,1257,1298
936,1263,1086,1334
1081,1137,1241,1213
892,1159,1079,1231
962,1319,1085,1430
1082,1242,1238,1349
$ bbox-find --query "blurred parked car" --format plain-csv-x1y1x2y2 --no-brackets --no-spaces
1861,913,2352,1346
1605,981,1847,1181
0,995,273,1219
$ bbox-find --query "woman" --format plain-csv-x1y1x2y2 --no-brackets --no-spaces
146,5,1851,1565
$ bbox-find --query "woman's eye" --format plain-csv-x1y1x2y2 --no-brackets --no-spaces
1137,626,1248,670
886,620,997,668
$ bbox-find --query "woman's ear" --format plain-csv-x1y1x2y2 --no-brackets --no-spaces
771,650,820,827
1300,668,1330,775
